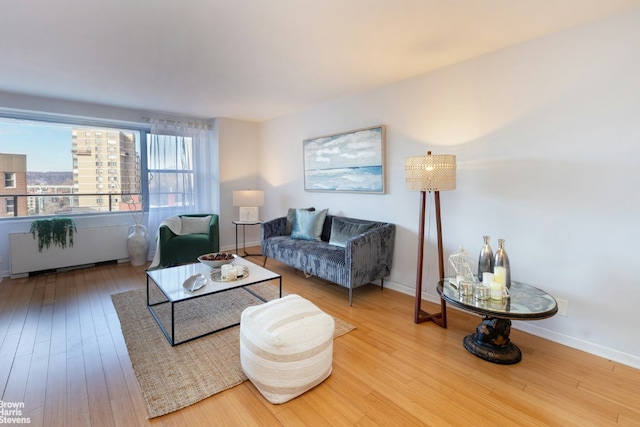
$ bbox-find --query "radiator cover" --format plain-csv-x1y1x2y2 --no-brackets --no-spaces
10,225,131,276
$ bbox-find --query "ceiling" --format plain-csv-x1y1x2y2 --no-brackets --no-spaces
2,0,639,122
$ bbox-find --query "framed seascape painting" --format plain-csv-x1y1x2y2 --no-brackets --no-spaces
303,125,386,193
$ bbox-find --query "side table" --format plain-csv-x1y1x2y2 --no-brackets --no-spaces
437,279,557,364
233,220,262,257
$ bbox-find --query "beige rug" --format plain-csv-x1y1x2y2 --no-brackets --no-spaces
111,283,355,419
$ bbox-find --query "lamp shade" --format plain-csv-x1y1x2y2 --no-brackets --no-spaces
233,190,264,207
405,152,456,192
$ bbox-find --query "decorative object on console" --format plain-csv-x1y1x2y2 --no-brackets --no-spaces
494,238,511,289
405,151,456,327
233,190,264,222
477,235,494,283
447,245,474,287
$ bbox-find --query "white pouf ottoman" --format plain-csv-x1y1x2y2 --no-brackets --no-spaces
240,294,335,404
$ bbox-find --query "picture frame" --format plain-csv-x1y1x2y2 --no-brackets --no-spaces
303,125,386,193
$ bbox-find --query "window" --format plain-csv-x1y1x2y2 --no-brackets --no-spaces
147,134,195,208
4,172,15,188
0,116,144,218
5,198,14,214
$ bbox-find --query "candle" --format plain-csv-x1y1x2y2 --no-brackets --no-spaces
494,266,507,286
221,264,236,280
490,281,504,300
482,272,494,285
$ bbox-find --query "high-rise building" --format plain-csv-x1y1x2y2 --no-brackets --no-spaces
0,153,28,217
72,128,140,212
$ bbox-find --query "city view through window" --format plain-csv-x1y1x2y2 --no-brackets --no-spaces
0,117,142,218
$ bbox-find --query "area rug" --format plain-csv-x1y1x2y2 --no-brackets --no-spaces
111,283,355,418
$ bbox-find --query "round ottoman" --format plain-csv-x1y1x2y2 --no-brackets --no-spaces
240,294,335,404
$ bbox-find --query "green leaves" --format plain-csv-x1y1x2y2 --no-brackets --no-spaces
30,218,77,252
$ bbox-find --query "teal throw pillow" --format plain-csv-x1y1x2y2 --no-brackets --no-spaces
329,217,376,247
286,207,315,235
291,209,328,241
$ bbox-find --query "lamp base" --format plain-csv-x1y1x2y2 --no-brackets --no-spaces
415,309,446,327
239,207,259,223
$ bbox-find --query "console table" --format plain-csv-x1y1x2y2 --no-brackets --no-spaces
437,279,557,364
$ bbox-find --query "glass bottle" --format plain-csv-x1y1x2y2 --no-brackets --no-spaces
477,235,494,283
494,238,511,289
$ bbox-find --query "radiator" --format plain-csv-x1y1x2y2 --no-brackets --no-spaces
10,224,131,277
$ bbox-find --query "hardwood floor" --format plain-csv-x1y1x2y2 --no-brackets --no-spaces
1,253,639,426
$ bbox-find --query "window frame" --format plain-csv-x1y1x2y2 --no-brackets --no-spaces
4,172,16,188
0,111,150,220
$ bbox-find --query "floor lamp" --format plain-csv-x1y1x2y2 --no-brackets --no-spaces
405,151,456,327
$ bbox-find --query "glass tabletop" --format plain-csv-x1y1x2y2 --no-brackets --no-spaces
146,257,281,303
437,279,558,320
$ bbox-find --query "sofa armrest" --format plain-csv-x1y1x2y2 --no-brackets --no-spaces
345,223,396,283
261,217,287,240
207,214,220,252
158,223,177,247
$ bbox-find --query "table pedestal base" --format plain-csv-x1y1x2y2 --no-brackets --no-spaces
463,317,522,365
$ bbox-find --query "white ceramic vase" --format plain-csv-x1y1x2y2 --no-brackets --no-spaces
127,225,149,266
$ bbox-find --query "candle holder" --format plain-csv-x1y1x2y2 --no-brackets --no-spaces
474,284,491,301
459,281,473,297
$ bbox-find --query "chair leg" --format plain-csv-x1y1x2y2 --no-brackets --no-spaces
262,256,268,267
349,288,353,306
381,278,384,291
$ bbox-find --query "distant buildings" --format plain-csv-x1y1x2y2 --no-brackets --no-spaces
0,153,28,218
72,128,140,213
0,127,141,217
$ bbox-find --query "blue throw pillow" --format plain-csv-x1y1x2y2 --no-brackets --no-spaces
291,209,328,241
328,217,375,247
286,207,315,235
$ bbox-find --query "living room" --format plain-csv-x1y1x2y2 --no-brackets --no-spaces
1,1,639,425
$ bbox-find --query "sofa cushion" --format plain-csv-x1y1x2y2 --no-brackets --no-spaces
181,215,211,234
286,207,315,235
291,209,327,241
328,217,376,247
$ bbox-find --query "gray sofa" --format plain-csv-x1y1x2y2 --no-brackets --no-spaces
261,214,395,305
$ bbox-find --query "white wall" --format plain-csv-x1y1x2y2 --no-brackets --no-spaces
259,9,640,368
217,117,262,251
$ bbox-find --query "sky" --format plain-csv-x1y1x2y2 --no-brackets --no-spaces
0,117,73,172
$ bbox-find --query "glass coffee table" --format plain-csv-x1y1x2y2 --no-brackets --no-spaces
146,256,282,346
437,279,557,364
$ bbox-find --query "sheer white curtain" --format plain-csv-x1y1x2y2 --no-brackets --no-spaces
146,118,219,260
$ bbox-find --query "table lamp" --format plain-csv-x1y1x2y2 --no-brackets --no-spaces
233,190,264,222
405,151,456,327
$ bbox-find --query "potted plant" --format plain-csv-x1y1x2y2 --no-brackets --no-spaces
30,217,77,252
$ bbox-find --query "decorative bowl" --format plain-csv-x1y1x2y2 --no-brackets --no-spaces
198,252,237,268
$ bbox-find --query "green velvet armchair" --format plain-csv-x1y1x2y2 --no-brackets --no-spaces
157,214,220,268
